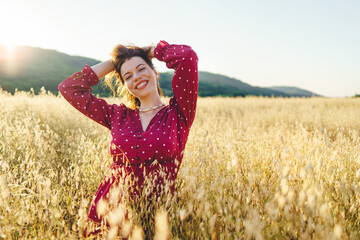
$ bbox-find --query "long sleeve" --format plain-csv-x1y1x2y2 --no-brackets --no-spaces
154,40,199,127
58,65,117,129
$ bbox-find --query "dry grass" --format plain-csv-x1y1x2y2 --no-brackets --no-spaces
1,88,360,239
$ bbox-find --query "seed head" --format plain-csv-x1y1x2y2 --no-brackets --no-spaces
154,210,169,240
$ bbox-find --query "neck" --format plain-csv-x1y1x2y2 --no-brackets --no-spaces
138,94,162,110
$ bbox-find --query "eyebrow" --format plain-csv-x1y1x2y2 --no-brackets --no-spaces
124,64,145,77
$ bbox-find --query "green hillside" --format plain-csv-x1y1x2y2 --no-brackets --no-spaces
0,46,101,94
270,86,321,97
0,46,318,97
196,72,292,97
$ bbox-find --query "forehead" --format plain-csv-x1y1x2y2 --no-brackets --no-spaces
120,56,147,75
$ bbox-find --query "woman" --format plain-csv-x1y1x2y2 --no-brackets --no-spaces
58,40,198,234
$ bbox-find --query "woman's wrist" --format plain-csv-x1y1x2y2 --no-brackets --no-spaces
148,46,155,59
141,46,155,60
91,60,115,79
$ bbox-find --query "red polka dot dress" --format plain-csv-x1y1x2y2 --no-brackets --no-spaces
58,40,198,223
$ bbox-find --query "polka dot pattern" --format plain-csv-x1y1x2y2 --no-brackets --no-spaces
58,40,198,224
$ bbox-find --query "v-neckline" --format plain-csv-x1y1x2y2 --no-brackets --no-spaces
136,106,167,132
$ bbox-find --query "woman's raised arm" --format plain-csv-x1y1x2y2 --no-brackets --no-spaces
58,62,124,129
91,60,115,79
153,41,199,127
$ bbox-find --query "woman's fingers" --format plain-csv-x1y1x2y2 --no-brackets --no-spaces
142,46,155,60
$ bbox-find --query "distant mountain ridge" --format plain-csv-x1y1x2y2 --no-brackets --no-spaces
0,46,100,94
269,86,320,97
0,46,320,97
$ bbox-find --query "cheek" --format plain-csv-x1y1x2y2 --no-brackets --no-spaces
146,73,157,84
145,69,156,78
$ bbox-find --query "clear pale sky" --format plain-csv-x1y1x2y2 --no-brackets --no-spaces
1,0,359,97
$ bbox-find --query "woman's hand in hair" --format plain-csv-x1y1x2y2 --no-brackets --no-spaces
142,46,155,60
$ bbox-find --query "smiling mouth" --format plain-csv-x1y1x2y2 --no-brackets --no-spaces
135,80,148,90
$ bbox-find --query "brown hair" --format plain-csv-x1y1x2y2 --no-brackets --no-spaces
104,44,163,109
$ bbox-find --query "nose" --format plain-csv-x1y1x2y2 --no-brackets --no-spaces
133,71,141,82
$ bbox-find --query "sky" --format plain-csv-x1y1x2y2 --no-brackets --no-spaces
0,0,359,97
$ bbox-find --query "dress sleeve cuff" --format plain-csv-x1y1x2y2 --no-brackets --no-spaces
82,65,99,85
154,40,169,61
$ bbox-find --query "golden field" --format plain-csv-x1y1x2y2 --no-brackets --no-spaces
1,89,360,239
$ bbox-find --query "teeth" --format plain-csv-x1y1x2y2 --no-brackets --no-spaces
137,81,147,89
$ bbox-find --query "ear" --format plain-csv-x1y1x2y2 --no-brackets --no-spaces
153,68,159,81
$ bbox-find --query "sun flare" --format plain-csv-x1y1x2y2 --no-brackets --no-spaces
7,43,16,55
0,42,17,60
0,41,19,75
0,2,30,60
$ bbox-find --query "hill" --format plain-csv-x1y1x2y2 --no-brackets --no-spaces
270,86,321,97
0,46,318,97
197,72,292,97
0,46,101,94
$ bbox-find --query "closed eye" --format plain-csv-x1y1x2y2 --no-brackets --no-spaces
125,75,132,81
139,68,145,72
